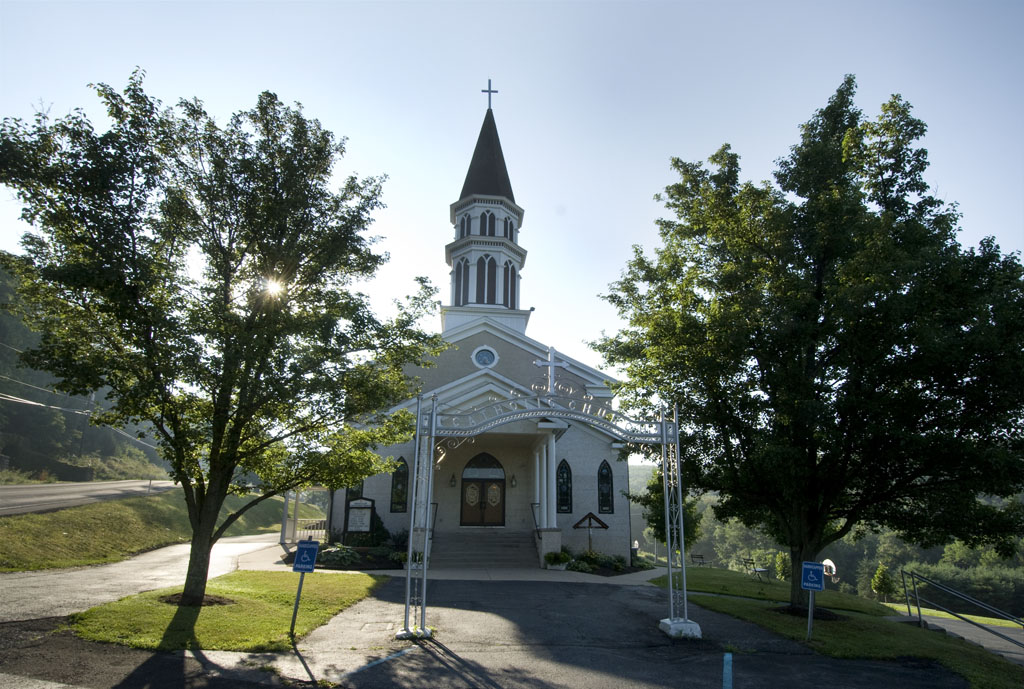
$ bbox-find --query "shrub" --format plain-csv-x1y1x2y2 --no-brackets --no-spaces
545,550,570,566
775,551,791,581
317,545,360,568
566,559,593,573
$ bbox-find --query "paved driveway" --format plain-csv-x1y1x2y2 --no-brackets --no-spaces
262,578,971,689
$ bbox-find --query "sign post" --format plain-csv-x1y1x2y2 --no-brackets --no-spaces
290,539,319,637
801,561,825,641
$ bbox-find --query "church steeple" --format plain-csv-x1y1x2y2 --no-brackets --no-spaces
442,92,530,335
459,108,515,203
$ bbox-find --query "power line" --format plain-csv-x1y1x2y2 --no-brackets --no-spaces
0,392,159,450
0,391,88,415
0,374,62,396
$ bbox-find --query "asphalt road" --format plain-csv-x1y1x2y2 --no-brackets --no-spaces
0,479,176,516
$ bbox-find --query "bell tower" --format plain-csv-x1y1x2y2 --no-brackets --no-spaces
442,84,531,334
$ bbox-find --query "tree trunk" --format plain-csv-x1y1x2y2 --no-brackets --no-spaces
789,545,813,608
179,523,216,606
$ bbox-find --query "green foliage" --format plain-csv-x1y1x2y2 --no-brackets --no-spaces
544,550,570,565
0,72,444,604
566,559,593,573
597,75,1024,607
775,550,791,581
625,464,701,548
906,561,1024,617
317,544,360,567
871,563,898,602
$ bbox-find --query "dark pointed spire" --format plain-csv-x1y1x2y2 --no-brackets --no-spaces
459,109,515,203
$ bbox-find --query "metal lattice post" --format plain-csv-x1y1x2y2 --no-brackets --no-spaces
671,405,689,622
658,405,700,638
398,394,437,639
660,409,678,619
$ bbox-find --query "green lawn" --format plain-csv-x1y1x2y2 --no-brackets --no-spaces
72,570,382,652
653,566,892,615
654,567,1024,689
0,491,323,571
883,602,1024,629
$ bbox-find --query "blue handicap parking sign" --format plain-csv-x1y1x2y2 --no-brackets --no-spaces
801,561,825,591
293,540,320,573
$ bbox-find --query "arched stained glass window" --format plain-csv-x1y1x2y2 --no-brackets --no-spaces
479,211,496,237
476,255,497,304
598,460,613,514
391,458,408,512
557,460,572,513
502,261,517,308
454,259,469,306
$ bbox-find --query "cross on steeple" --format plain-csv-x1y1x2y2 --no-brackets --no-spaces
481,78,498,109
534,347,569,395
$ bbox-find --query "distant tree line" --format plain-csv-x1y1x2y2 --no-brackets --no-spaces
0,268,166,481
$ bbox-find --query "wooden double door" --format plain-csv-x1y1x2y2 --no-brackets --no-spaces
460,479,505,526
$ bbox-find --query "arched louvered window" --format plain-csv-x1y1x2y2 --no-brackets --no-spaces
454,259,469,306
476,255,497,304
502,261,517,308
557,460,572,513
391,458,408,512
479,211,496,236
598,460,613,514
503,217,511,239
487,212,496,236
459,215,469,238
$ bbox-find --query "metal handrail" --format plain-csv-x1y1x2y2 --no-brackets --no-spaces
901,569,1024,650
430,502,438,535
530,502,541,539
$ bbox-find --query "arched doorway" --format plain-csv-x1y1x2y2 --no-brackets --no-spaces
460,453,505,526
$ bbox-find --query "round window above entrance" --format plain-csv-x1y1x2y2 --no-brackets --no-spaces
472,346,498,368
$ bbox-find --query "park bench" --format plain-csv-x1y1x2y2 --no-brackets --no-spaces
690,553,706,567
743,557,769,582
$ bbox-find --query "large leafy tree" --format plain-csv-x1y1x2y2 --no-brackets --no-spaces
0,72,443,605
597,76,1024,607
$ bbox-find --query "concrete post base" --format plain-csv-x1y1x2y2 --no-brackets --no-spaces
395,627,433,640
658,618,702,639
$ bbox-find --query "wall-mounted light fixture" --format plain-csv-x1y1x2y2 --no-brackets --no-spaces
510,474,517,488
449,473,457,488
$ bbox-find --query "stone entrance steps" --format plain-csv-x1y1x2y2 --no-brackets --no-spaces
429,529,538,569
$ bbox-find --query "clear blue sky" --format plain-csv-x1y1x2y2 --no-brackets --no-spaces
2,0,1021,371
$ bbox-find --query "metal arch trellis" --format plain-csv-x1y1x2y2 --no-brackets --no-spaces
397,384,697,639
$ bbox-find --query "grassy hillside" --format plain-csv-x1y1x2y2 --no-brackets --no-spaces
0,491,322,571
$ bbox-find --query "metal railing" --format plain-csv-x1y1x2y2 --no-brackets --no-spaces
295,518,327,542
901,569,1024,650
530,502,541,539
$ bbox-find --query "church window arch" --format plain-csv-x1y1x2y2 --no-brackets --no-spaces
454,259,469,306
476,254,497,304
459,215,469,238
503,217,513,239
598,460,613,514
479,211,496,237
391,457,408,512
557,460,572,513
502,261,517,308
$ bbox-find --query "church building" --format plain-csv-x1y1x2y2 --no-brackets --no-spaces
335,100,631,567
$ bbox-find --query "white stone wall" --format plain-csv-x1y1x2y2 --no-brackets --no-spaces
550,425,631,561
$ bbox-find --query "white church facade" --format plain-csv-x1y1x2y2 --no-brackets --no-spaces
332,103,632,566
